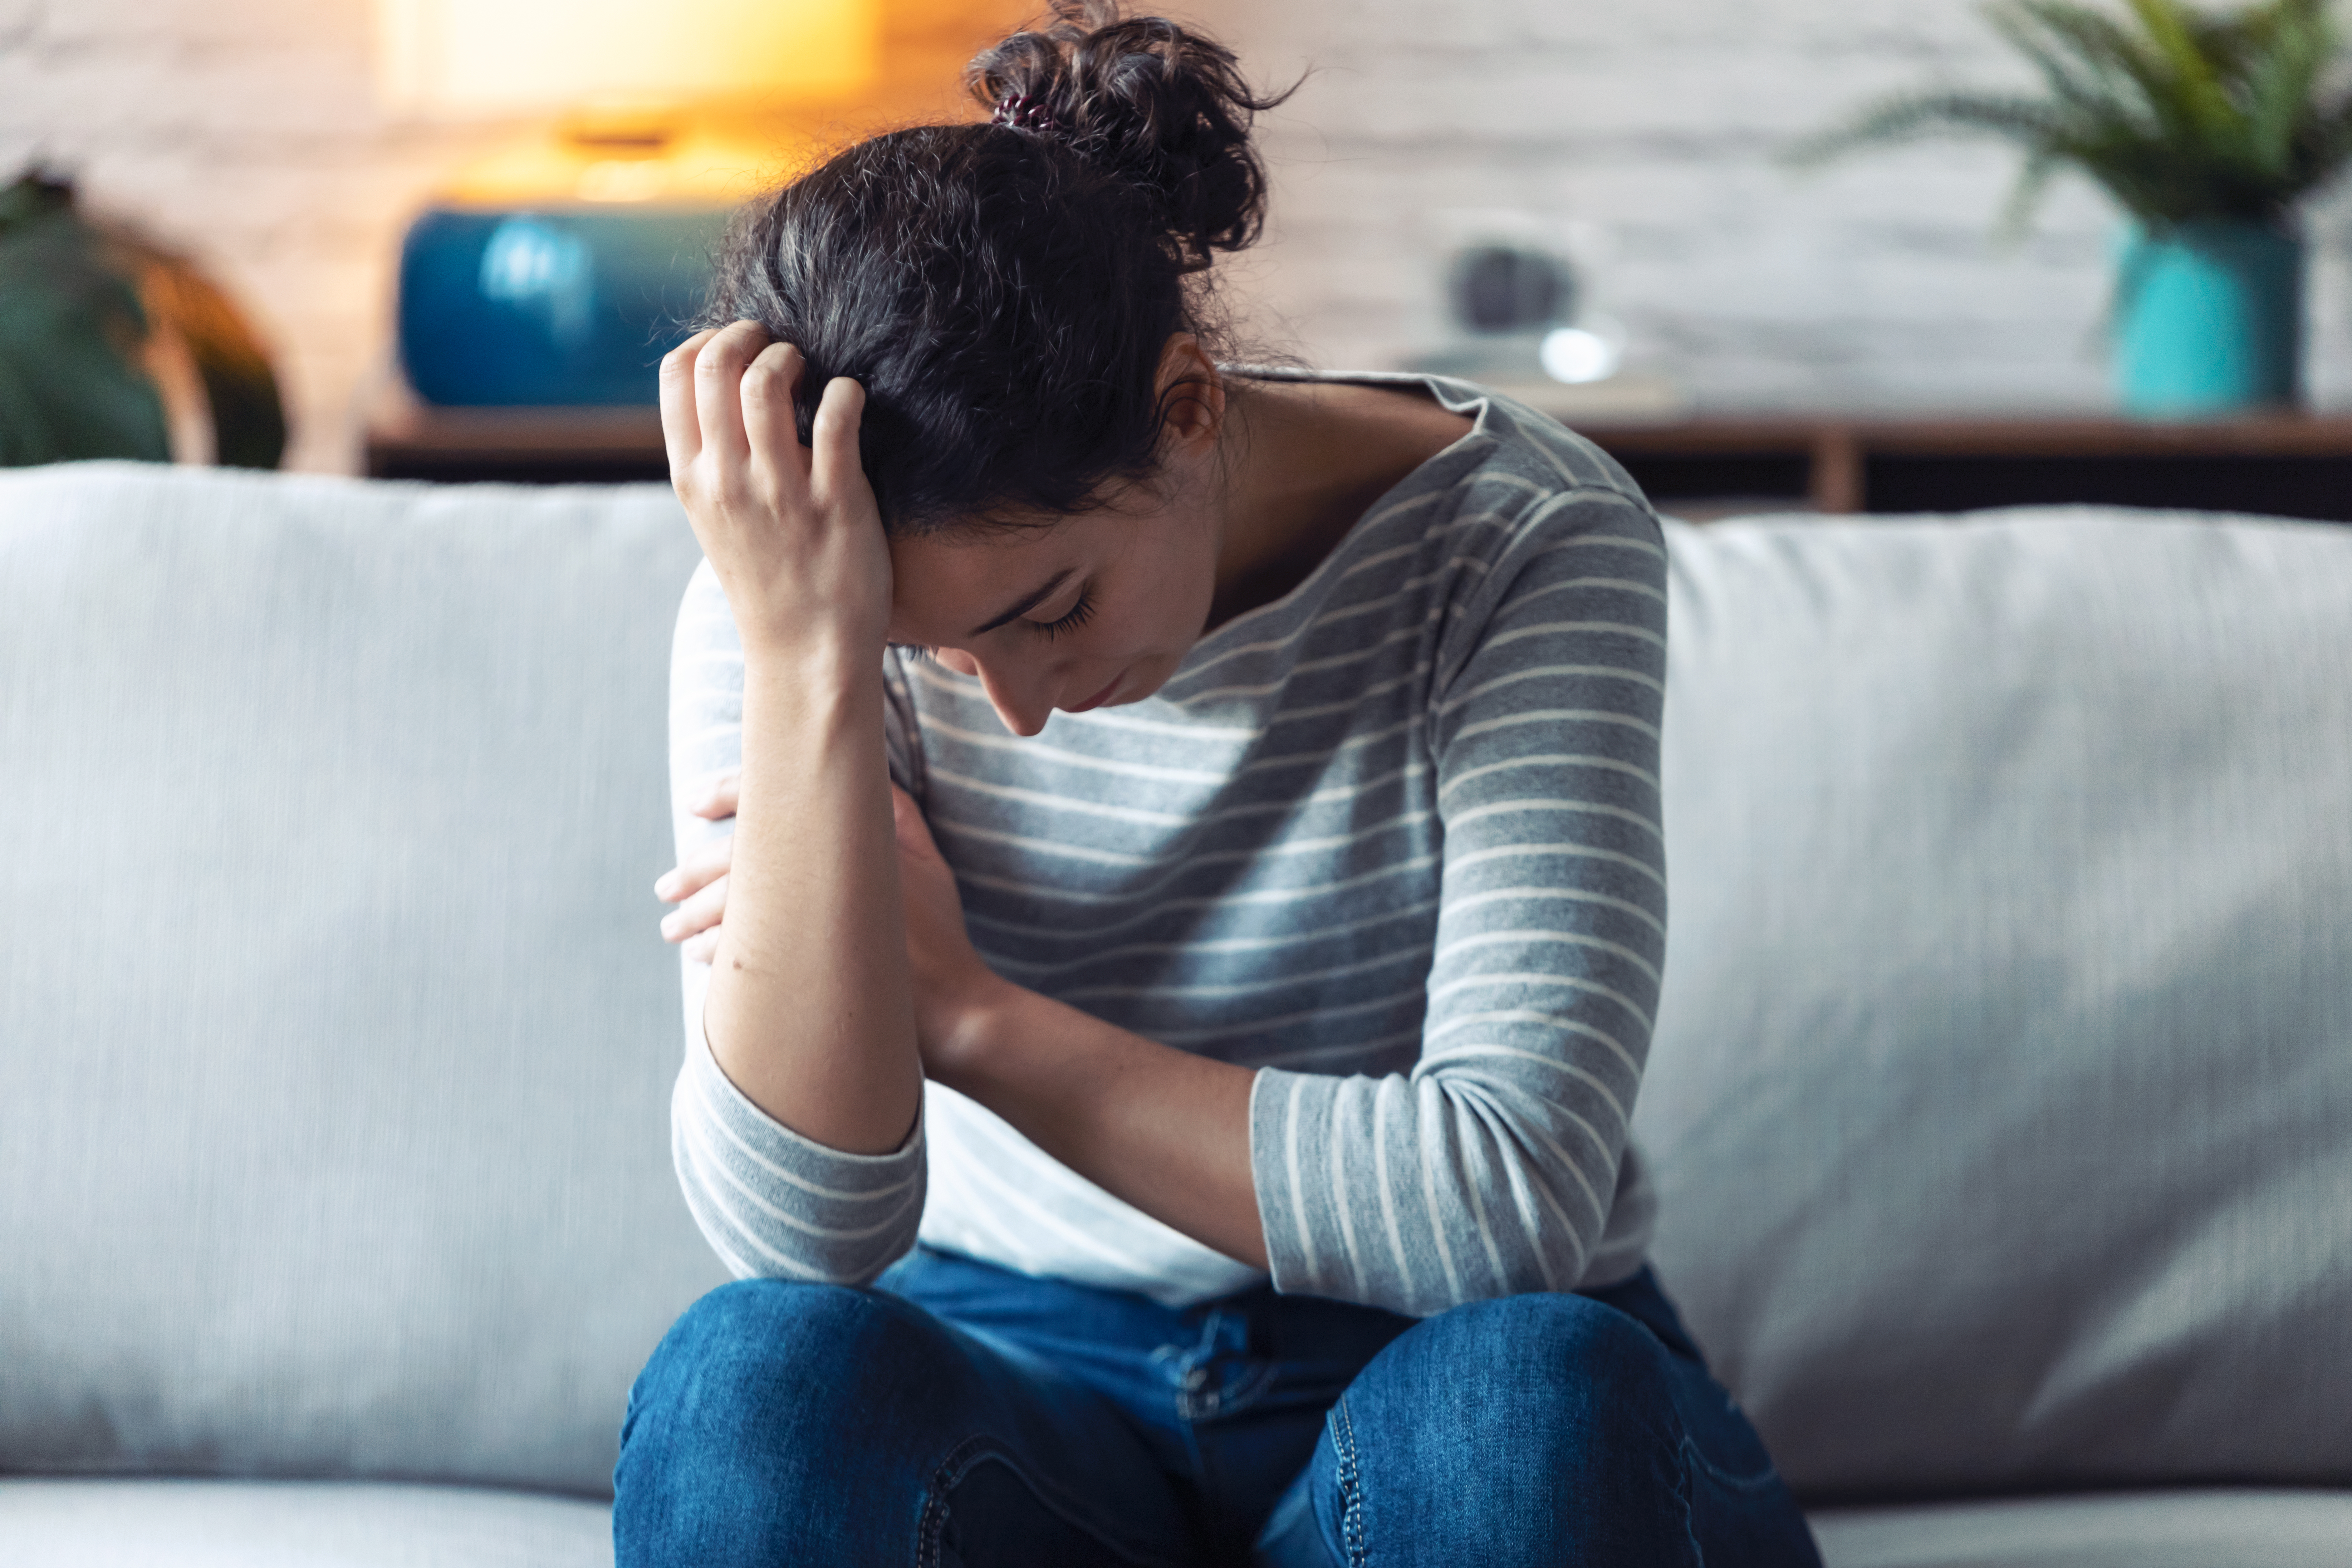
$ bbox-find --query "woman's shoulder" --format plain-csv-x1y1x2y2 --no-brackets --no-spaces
1444,384,1653,521
1361,374,1664,596
1248,366,1658,553
1338,376,1667,656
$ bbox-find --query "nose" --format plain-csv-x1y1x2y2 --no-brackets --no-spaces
972,660,1052,738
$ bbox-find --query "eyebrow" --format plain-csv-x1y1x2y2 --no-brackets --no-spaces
967,568,1075,638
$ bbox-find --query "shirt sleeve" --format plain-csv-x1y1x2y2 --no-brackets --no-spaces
664,559,926,1285
1248,484,1669,1315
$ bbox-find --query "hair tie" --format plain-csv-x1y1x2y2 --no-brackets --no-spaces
992,92,1063,136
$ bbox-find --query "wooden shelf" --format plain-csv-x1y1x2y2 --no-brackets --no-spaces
365,396,669,485
364,382,2352,524
1569,411,2352,521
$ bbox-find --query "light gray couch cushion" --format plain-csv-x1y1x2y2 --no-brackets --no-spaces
0,464,727,1494
0,1480,609,1567
1811,1489,2352,1568
1640,509,2352,1497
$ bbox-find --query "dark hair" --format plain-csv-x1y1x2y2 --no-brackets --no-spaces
699,1,1292,535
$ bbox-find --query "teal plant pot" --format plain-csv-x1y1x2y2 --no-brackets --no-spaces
2114,220,2303,418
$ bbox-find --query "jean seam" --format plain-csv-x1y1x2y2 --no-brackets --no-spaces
916,1432,1189,1568
1328,1393,1367,1568
616,1381,641,1451
1198,1357,1279,1421
1675,1437,1704,1568
1679,1432,1784,1495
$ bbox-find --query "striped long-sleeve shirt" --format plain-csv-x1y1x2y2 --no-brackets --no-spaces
667,372,1665,1317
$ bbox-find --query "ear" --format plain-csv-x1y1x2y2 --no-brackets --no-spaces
1152,332,1225,457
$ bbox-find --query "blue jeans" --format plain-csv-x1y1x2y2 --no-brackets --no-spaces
614,1247,1820,1567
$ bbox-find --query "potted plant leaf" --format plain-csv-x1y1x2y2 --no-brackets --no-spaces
0,167,286,468
1797,0,2352,417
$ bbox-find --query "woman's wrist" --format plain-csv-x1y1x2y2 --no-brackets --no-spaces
737,618,882,682
919,973,1033,1098
737,640,888,754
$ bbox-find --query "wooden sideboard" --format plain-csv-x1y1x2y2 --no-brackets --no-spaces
366,399,670,486
1573,411,2352,522
367,393,2352,524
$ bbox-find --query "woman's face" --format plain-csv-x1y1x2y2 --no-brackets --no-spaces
885,494,1222,737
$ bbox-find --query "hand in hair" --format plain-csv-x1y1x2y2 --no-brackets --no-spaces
659,320,890,657
659,319,923,1159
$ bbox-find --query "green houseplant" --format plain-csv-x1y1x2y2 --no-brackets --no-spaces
1800,0,2352,416
0,168,285,468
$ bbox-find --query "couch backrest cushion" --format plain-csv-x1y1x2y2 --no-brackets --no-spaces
1640,508,2352,1498
0,463,727,1495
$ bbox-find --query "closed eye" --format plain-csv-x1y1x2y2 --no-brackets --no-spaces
1027,587,1096,641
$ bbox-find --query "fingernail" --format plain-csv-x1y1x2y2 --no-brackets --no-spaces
659,915,679,939
654,873,678,900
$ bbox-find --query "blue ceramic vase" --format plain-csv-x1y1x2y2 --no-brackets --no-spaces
2113,218,2303,417
398,205,725,407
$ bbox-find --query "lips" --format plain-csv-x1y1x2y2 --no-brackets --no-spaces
1064,673,1122,714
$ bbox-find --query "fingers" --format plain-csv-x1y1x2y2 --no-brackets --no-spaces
692,320,773,470
653,831,734,904
690,768,741,822
660,872,729,945
741,342,810,494
809,376,868,509
656,795,735,953
890,784,941,863
658,327,719,480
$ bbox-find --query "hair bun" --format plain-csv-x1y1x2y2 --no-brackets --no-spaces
967,1,1291,270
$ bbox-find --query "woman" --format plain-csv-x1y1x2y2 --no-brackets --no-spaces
627,5,1818,1564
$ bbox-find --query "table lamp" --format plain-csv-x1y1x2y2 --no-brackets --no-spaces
375,0,878,406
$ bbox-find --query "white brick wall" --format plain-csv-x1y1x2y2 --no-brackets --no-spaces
1202,0,2352,413
8,0,2350,472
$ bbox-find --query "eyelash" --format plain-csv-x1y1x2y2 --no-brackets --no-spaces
1029,587,1096,641
888,586,1094,665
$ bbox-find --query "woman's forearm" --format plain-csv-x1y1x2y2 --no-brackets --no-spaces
701,644,923,1156
934,986,1268,1268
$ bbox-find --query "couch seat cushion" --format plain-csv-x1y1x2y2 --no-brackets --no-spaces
1811,1489,2352,1568
0,1479,608,1567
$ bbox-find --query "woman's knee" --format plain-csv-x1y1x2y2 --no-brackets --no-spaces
655,1275,882,1365
1377,1290,1677,1436
1315,1292,1692,1564
615,1278,955,1565
626,1277,949,1446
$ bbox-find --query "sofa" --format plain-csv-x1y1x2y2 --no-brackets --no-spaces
1,460,2346,1566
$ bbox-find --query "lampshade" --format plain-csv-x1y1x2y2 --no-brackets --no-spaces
374,0,881,116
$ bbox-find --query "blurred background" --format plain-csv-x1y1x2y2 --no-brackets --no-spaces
7,0,2352,475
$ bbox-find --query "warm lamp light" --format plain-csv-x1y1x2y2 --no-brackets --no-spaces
374,0,880,115
375,0,880,407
